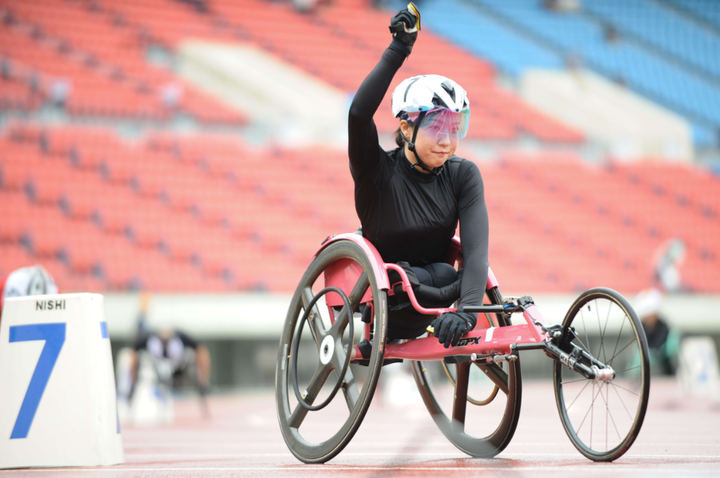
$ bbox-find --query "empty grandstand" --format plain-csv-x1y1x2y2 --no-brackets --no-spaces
1,0,718,296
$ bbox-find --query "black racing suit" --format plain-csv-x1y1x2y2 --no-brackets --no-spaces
348,38,489,339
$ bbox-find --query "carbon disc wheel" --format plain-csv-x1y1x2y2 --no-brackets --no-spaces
275,240,387,463
410,287,522,458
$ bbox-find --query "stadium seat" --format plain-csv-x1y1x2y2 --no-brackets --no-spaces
1,0,717,295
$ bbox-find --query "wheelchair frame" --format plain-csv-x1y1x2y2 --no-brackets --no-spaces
276,233,651,464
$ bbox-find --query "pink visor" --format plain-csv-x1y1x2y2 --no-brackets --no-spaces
407,108,470,141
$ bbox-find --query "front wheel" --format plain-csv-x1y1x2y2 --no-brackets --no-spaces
553,288,650,462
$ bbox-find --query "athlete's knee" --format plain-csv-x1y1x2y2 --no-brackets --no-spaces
411,266,431,286
423,263,458,288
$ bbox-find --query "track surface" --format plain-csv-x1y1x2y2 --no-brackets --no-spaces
1,378,718,477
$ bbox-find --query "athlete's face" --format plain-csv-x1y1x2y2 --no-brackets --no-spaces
400,116,460,172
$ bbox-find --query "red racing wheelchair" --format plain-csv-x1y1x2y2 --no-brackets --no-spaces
275,233,650,463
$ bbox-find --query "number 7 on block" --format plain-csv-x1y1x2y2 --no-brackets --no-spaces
8,323,66,439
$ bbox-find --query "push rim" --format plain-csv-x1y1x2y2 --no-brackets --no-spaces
439,311,500,406
553,287,650,462
290,286,354,412
441,361,500,406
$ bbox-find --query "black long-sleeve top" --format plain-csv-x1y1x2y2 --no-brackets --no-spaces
347,39,489,312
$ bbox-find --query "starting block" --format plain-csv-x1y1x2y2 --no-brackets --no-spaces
0,294,124,469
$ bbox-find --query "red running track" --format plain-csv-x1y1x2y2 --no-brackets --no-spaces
1,377,718,477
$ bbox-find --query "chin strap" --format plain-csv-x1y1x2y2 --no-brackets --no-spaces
400,110,443,176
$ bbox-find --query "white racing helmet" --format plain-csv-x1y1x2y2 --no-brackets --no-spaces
391,75,471,149
392,75,469,117
391,75,470,174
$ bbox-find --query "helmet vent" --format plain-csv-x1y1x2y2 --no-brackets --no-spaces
431,93,448,109
441,82,456,102
403,76,423,102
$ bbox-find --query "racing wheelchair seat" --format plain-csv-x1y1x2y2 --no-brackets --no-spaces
321,231,468,339
384,262,462,338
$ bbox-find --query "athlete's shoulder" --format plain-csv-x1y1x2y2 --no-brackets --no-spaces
446,154,472,166
446,155,480,175
385,147,403,159
447,154,466,163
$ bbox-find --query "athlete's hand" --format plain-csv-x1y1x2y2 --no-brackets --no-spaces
429,312,476,348
389,3,420,51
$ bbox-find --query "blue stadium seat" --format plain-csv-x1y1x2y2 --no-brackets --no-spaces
583,0,720,80
667,0,720,31
422,0,720,147
420,0,564,77
472,0,605,50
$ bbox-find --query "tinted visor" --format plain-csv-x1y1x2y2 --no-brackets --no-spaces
409,108,470,141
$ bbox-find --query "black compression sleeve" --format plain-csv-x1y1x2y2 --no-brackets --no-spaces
456,161,490,311
348,38,409,180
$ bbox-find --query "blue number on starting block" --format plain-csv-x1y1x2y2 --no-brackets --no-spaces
9,323,67,439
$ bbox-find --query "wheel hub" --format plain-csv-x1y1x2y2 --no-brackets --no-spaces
592,365,615,382
320,335,335,365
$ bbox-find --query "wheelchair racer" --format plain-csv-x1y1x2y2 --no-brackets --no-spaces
348,3,488,348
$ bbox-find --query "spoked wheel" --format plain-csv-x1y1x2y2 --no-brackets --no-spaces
275,240,388,463
554,287,650,462
410,287,522,458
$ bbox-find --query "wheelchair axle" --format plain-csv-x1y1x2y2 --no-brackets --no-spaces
542,340,615,383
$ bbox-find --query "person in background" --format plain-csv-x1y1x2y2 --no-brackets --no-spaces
653,237,686,293
0,265,59,325
635,288,680,376
130,324,212,400
117,295,212,421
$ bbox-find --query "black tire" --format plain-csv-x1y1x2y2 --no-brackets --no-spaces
553,287,650,462
410,286,522,458
275,240,388,463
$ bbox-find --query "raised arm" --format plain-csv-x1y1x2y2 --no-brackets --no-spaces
347,7,418,180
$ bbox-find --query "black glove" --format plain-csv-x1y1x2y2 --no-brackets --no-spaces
430,312,477,348
389,6,419,51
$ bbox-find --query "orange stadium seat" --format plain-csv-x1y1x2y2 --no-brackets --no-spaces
0,0,248,124
2,0,717,295
0,242,41,276
496,152,719,292
0,76,43,111
3,122,717,294
0,241,102,293
0,189,36,243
